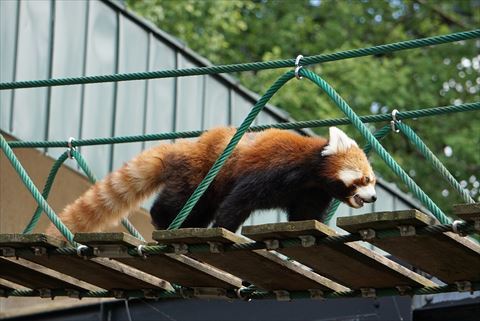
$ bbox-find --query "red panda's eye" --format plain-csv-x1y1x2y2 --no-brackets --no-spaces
365,177,370,183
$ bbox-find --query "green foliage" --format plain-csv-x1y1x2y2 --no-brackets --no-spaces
127,0,480,213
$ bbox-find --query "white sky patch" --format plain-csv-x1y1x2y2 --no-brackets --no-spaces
443,146,453,157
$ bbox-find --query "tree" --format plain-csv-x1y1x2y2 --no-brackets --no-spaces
127,0,480,213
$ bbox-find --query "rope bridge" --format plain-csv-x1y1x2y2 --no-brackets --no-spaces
1,29,479,301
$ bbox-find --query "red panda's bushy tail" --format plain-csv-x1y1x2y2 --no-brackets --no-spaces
46,144,171,238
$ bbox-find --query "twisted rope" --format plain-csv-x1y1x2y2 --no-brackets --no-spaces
167,71,295,229
396,122,475,204
1,30,478,90
22,151,69,234
0,134,77,245
7,102,479,149
300,68,451,225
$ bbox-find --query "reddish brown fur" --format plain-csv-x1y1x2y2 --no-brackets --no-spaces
47,127,374,237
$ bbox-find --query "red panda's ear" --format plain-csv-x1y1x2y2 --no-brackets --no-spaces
321,127,358,156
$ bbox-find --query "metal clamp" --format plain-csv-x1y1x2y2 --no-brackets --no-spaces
193,287,227,299
171,243,189,255
113,290,126,299
0,247,15,257
308,289,324,300
452,220,468,236
390,109,401,133
67,137,76,159
136,245,147,259
274,290,291,301
66,289,81,299
33,246,47,256
76,245,89,258
264,239,280,250
398,225,416,237
298,235,316,247
207,241,224,254
142,289,160,299
359,228,376,240
455,280,472,293
236,287,252,302
39,288,53,299
396,285,412,296
360,288,376,298
295,54,304,80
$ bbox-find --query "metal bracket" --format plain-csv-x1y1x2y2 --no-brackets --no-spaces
308,289,324,300
396,285,412,296
39,288,53,299
298,235,316,247
76,245,89,259
113,289,126,299
359,228,376,240
0,247,15,257
171,243,189,255
455,280,472,293
207,241,224,254
474,218,480,232
142,289,160,299
274,290,291,301
92,245,131,258
179,287,194,299
264,239,280,250
452,220,468,237
66,289,81,299
390,109,401,133
193,287,227,299
360,288,376,298
33,246,47,256
398,225,416,237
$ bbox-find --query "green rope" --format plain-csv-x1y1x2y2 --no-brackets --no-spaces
300,68,451,225
7,102,479,149
323,125,392,224
1,30,478,90
167,71,295,229
72,150,146,241
22,151,69,234
0,134,78,246
396,122,475,204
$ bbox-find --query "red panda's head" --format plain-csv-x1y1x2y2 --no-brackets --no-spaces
321,127,377,208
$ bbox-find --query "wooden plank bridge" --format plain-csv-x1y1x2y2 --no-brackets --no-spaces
0,204,479,300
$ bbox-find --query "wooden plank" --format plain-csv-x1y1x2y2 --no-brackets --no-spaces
153,228,349,292
454,203,480,221
75,232,243,289
0,257,86,291
0,234,172,291
338,210,480,283
242,220,436,290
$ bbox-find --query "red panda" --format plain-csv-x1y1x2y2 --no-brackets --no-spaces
46,126,377,237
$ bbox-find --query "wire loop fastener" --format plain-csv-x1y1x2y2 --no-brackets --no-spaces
390,109,401,133
76,245,88,258
67,137,76,159
295,55,304,80
451,220,467,236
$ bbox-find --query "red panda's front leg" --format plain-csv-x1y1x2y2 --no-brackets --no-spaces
212,181,258,232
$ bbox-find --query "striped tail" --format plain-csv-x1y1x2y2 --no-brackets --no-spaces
46,145,169,238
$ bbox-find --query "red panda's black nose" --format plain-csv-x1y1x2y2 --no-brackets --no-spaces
371,195,377,202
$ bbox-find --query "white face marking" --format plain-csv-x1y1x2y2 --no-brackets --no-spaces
356,184,376,200
338,169,363,186
321,127,359,156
